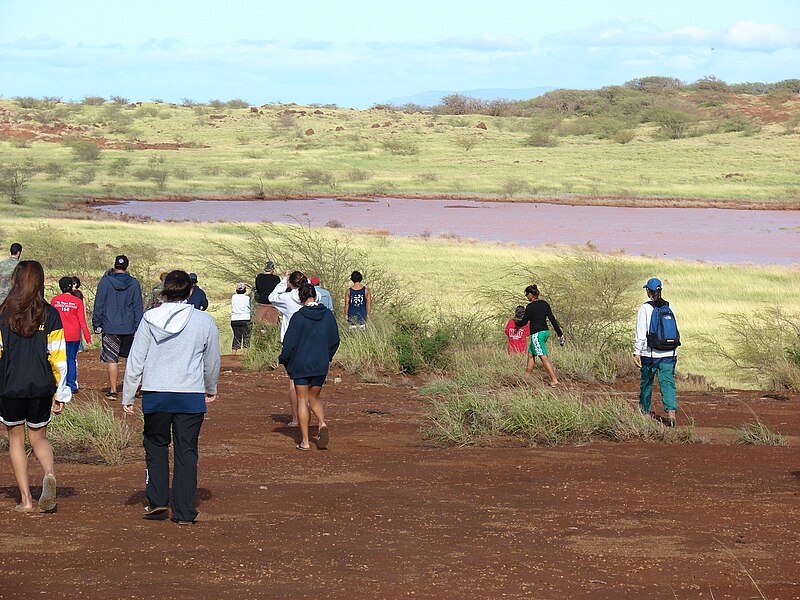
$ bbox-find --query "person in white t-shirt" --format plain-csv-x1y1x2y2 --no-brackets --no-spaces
230,282,251,354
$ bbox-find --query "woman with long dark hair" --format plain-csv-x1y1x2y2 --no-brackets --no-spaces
515,284,565,387
0,260,70,512
122,270,220,524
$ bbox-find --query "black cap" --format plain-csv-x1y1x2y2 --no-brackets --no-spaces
58,276,74,292
114,255,129,270
189,272,198,283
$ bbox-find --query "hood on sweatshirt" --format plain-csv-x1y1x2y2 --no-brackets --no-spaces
297,304,326,321
143,302,194,342
108,272,137,291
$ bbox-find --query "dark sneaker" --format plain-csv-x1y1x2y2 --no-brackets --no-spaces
171,517,196,525
105,390,118,400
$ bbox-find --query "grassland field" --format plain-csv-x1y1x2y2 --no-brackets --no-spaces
0,96,798,387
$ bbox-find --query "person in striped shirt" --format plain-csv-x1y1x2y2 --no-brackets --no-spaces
0,260,70,513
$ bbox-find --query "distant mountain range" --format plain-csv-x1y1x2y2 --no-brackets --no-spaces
384,86,554,107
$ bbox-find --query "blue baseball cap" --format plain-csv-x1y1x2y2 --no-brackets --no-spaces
643,278,662,291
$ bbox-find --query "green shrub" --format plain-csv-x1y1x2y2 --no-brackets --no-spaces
523,131,558,147
82,96,106,106
300,168,336,187
64,138,102,162
43,161,67,181
68,167,97,186
381,138,420,155
227,99,249,109
710,307,800,390
242,324,282,371
107,157,132,177
613,129,636,144
0,163,34,205
347,168,372,182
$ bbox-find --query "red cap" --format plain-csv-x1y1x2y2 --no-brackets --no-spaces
310,277,320,285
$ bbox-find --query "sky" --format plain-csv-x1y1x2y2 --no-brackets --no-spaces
0,0,798,108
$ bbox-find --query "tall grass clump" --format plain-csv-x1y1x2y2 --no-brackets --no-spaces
732,421,788,446
241,324,282,371
48,397,139,465
709,307,800,390
424,388,696,447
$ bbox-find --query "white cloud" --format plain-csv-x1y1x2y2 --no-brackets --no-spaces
725,21,800,51
4,35,64,50
438,33,530,52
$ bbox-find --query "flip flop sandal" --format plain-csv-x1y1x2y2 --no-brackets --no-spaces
316,426,329,450
143,505,169,520
13,504,37,513
296,443,312,451
38,474,57,513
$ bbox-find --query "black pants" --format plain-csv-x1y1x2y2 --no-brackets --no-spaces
231,320,251,350
143,412,204,522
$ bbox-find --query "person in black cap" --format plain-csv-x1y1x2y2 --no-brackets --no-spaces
92,255,143,399
186,273,208,311
254,261,280,324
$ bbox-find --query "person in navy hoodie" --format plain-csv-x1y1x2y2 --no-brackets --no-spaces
279,283,340,451
92,255,143,400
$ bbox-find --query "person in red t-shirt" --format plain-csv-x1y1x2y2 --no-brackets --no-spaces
505,305,530,354
51,277,92,392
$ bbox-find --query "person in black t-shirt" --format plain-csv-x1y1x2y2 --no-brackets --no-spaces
515,284,565,386
254,261,281,325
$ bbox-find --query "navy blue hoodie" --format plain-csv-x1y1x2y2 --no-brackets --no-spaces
279,304,340,379
92,271,144,335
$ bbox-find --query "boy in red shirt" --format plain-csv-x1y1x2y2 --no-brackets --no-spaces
52,276,92,392
505,305,530,354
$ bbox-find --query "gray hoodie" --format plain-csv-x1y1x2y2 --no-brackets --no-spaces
122,302,220,406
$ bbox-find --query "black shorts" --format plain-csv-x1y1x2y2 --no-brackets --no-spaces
0,396,52,429
101,333,134,363
293,375,326,387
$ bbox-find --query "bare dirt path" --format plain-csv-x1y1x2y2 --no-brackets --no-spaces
1,352,798,599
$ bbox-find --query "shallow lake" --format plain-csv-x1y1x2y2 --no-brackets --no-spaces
98,198,800,265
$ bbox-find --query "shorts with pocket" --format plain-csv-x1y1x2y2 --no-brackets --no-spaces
0,396,52,428
528,330,550,357
101,333,134,363
293,375,326,387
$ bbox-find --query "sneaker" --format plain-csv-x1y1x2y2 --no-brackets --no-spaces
38,474,57,513
171,517,196,525
105,390,118,400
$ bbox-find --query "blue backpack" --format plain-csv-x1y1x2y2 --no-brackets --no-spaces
646,302,681,351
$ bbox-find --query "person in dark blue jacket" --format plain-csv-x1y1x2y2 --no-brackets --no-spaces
92,255,143,399
279,283,340,451
186,273,209,311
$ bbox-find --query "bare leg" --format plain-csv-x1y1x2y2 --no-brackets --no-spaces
287,379,299,427
107,363,118,394
6,425,32,509
296,385,311,448
308,386,326,430
525,353,536,375
541,356,559,386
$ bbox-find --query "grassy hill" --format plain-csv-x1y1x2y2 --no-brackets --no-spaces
0,85,799,216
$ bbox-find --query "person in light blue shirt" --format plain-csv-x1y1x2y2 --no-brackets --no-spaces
310,277,334,313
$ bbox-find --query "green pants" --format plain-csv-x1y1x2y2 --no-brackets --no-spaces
639,357,677,413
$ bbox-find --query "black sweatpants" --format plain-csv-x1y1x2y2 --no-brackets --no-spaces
143,412,204,522
231,319,251,350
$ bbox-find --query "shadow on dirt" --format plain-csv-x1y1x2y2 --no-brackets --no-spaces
124,488,213,506
0,485,78,499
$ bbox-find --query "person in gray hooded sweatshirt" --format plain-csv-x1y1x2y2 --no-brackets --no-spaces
122,270,220,524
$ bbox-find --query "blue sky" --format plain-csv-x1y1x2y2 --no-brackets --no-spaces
1,0,798,108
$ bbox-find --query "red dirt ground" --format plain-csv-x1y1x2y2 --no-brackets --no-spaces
0,351,798,599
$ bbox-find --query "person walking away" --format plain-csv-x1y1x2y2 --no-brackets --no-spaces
515,285,565,386
634,278,680,427
279,283,340,451
0,243,22,305
254,261,281,325
122,270,220,524
505,305,530,355
145,272,167,311
70,276,87,353
186,273,208,311
269,271,307,427
92,255,143,400
309,277,334,313
51,277,92,393
0,260,71,513
230,282,251,354
345,271,371,328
